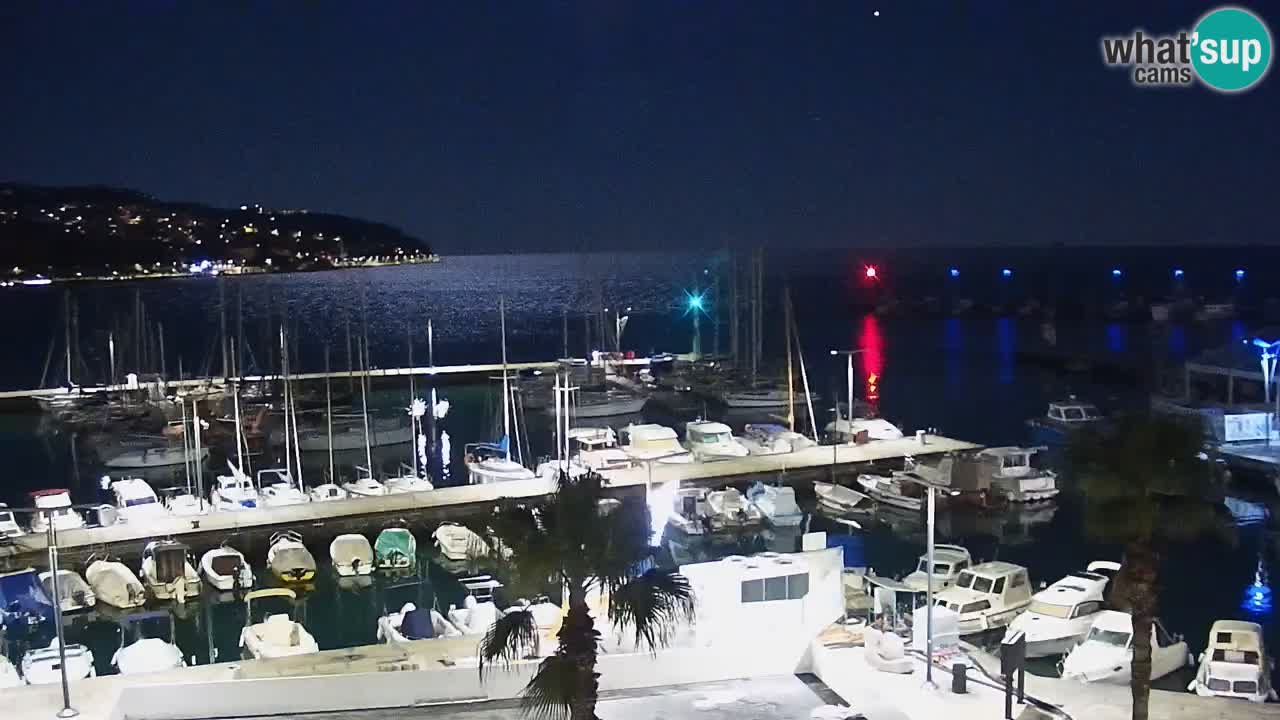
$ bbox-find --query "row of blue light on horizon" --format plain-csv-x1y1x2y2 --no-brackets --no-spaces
940,267,1247,280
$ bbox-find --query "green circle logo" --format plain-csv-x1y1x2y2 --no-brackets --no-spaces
1192,6,1272,92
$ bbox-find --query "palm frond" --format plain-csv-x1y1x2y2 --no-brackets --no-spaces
520,654,591,720
478,609,540,677
608,568,695,652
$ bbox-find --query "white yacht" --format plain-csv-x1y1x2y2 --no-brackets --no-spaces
1027,398,1104,438
902,544,973,592
110,478,169,524
267,531,317,584
813,482,873,515
745,482,804,527
22,639,95,685
112,610,185,675
618,424,692,463
308,483,348,502
199,543,255,592
342,466,387,497
1061,610,1191,684
704,488,764,531
433,522,489,563
105,444,206,469
140,540,200,603
209,467,259,511
684,420,749,461
668,486,709,535
977,447,1060,502
465,443,536,484
330,534,374,577
564,427,635,472
1003,561,1119,657
738,424,816,456
27,489,84,533
1189,620,1276,702
257,469,309,506
85,557,145,609
239,588,319,659
39,569,96,612
933,562,1033,635
856,473,923,512
0,503,25,538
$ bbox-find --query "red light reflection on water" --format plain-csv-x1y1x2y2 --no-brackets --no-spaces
859,314,884,408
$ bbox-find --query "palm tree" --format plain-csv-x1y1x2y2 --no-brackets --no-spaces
1070,413,1226,720
473,470,694,720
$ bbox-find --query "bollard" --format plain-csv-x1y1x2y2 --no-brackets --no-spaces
951,662,967,694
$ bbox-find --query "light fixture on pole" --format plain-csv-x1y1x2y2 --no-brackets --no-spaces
895,471,961,689
43,495,79,718
1247,338,1280,445
830,349,867,443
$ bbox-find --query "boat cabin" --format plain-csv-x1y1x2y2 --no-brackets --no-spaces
28,489,83,532
0,503,23,537
111,479,166,522
978,447,1047,478
1196,619,1272,701
619,423,685,458
903,544,972,591
686,421,734,446
567,427,634,471
934,561,1033,633
1045,401,1102,426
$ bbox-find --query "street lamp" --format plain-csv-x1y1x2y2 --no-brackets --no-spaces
830,350,867,444
896,470,961,689
42,496,79,718
1246,338,1280,444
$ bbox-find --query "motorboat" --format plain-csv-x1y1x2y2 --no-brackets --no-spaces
618,423,693,463
1026,398,1104,440
383,466,435,494
433,522,489,563
933,562,1034,635
704,488,764,531
140,540,200,603
112,610,185,675
294,415,413,451
902,544,973,592
342,466,388,497
856,473,923,512
738,424,815,456
257,469,309,507
239,588,319,659
813,482,873,515
565,427,635,472
668,486,709,535
21,639,95,685
330,534,374,577
825,417,904,442
308,483,348,502
27,489,84,533
505,596,563,635
684,420,749,461
721,387,819,408
105,444,206,469
0,568,55,635
109,478,169,524
745,482,804,527
209,466,259,511
39,569,96,612
1003,561,1119,657
447,576,504,635
977,447,1060,503
377,602,463,642
0,503,24,538
163,488,207,516
85,557,146,608
1060,610,1191,684
267,531,317,584
375,526,417,573
567,391,648,418
465,443,537,484
199,543,255,592
1189,619,1276,702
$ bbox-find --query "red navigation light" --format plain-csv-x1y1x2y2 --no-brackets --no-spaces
864,265,878,279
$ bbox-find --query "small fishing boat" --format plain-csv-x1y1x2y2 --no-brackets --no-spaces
105,444,206,470
342,467,387,498
257,469,309,507
85,557,145,609
377,602,462,642
308,483,347,502
27,489,85,533
209,467,259,511
977,447,1060,503
199,543,255,592
813,482,873,515
856,473,923,512
433,522,488,563
465,443,537,484
738,424,815,456
1004,561,1118,658
267,531,316,584
140,540,200,603
446,576,504,635
111,610,185,675
1060,611,1191,684
745,482,804,527
618,423,693,463
1189,619,1276,702
329,534,374,577
704,488,763,531
39,569,96,612
825,417,905,442
1026,398,1104,442
109,478,169,524
21,639,95,685
239,588,319,659
0,503,24,538
933,561,1034,635
668,486,709,535
684,421,749,461
902,544,973,593
375,526,418,573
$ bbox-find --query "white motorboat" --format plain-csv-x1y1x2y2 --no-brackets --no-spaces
39,569,96,612
1189,619,1276,702
668,486,709,535
21,639,95,685
209,466,259,511
308,483,348,502
745,482,804,527
0,502,24,538
105,445,206,469
977,447,1060,502
433,522,489,563
256,469,309,507
0,655,20,689
330,534,374,577
267,531,316,584
902,544,973,592
1027,398,1104,438
239,588,319,659
465,443,537,484
383,467,435,494
856,473,923,512
825,417,904,442
565,427,635,472
447,593,502,636
27,489,84,533
684,420,749,461
618,423,693,463
704,488,764,531
342,466,387,497
112,610,185,675
813,482,873,515
85,558,145,608
376,602,462,643
567,391,648,418
721,387,818,408
1061,610,1191,684
375,527,418,573
199,543,255,592
295,416,413,451
163,489,207,516
140,540,200,603
1004,561,1119,657
738,424,815,456
109,478,169,524
933,562,1034,635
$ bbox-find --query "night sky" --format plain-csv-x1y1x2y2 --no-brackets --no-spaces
1,2,1276,253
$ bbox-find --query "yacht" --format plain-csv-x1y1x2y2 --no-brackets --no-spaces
105,444,206,469
668,486,709,535
433,522,489,563
1189,620,1276,702
704,488,764,531
825,417,904,442
618,424,693,463
567,391,647,418
199,543,255,592
465,443,536,484
856,473,923,512
140,540,200,603
330,534,374,577
977,447,1060,503
39,569,96,612
112,610,185,675
239,588,319,659
342,466,387,497
0,503,25,538
1061,610,1191,684
21,639,95,685
738,424,816,456
565,427,635,472
933,561,1034,635
209,467,259,511
308,483,348,502
27,489,84,533
745,482,804,527
374,526,417,573
109,478,169,524
684,420,749,461
85,557,145,608
267,531,316,584
813,482,873,515
1003,561,1119,657
902,544,973,592
294,415,413,451
257,469,309,506
720,387,819,409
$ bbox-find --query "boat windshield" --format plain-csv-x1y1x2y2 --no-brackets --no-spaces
1082,405,1102,419
1086,627,1131,648
917,559,951,575
125,496,157,507
1028,600,1072,619
0,511,13,522
955,571,975,589
695,431,731,444
972,576,994,594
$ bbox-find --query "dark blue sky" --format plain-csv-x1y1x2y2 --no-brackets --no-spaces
1,2,1276,253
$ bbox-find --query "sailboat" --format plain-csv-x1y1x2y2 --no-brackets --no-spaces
466,297,535,485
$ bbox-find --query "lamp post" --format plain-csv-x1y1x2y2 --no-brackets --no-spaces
1247,338,1280,445
830,350,867,443
895,472,961,689
42,498,79,717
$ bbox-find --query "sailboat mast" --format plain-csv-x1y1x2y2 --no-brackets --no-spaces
325,343,334,484
63,290,73,388
793,313,819,442
499,296,511,462
360,338,373,473
279,326,292,479
231,339,245,473
785,287,795,432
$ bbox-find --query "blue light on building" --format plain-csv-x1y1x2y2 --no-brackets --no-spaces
1111,268,1122,278
1236,268,1247,281
1001,268,1012,278
1173,268,1185,278
948,267,960,278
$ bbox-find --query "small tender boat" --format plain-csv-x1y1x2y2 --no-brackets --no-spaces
1026,398,1104,441
22,639,95,685
209,467,259,511
85,557,145,609
106,445,206,469
239,588,319,659
383,466,434,494
933,562,1034,635
447,576,504,635
257,469,309,507
330,534,374,577
27,489,85,533
112,610,185,675
902,544,973,593
465,443,537,484
377,602,462,642
342,467,387,497
140,540,200,604
704,488,763,531
668,486,709,535
813,482,873,515
1004,561,1119,657
738,424,816,456
267,531,316,584
308,483,348,502
109,478,169,524
618,423,693,463
0,503,25,538
1060,610,1191,684
977,447,1060,503
433,522,488,563
1189,619,1276,702
746,482,804,527
39,569,96,612
856,473,923,512
684,420,749,461
375,526,418,572
199,543,255,592
825,417,905,442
